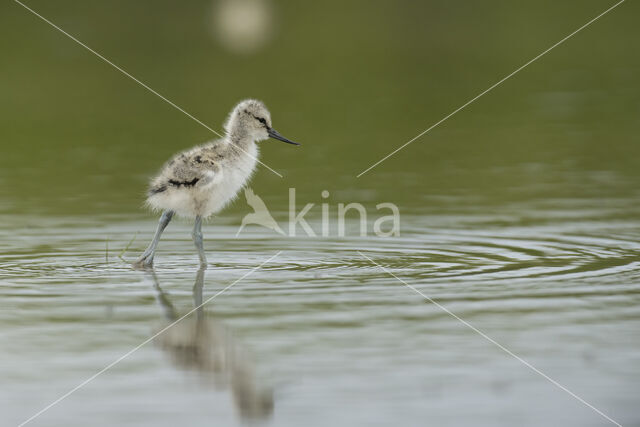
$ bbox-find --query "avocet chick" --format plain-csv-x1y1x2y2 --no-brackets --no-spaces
133,99,299,268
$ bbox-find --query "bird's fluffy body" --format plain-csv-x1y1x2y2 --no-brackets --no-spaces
145,99,270,218
146,140,258,218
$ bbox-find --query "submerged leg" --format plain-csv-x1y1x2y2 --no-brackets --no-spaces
193,266,206,320
132,210,174,268
192,215,207,267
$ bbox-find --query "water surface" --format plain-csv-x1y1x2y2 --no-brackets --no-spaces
1,0,640,425
2,173,640,426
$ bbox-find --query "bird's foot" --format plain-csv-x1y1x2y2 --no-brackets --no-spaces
131,254,154,270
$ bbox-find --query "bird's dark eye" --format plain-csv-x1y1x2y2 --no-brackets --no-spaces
251,114,267,125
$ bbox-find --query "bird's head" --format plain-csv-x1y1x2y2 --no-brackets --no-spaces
225,99,300,145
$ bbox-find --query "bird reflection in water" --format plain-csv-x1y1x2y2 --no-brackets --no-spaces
149,267,274,420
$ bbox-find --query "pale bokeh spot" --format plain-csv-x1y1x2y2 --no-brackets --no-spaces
212,0,274,54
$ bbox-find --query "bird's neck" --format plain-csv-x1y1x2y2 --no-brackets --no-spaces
227,128,256,150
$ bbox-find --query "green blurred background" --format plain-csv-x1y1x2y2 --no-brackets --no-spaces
2,3,640,425
1,0,638,217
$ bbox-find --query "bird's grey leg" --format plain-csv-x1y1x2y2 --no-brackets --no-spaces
192,215,207,268
132,210,174,268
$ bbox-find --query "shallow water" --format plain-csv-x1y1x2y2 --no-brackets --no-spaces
2,174,640,426
2,0,640,425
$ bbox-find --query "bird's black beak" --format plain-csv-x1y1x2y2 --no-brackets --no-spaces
268,128,300,145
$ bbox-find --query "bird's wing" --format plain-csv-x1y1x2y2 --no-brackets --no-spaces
166,153,206,185
148,150,219,195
